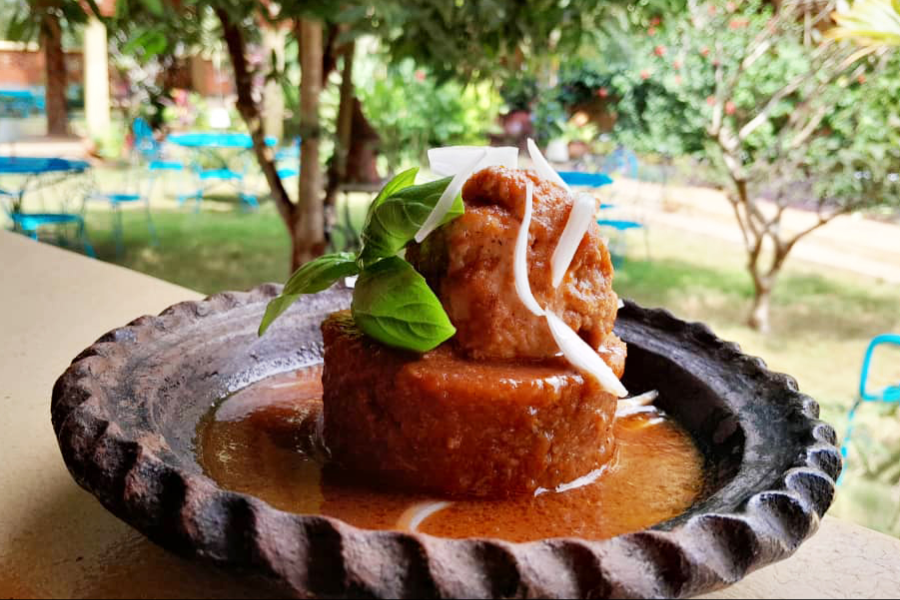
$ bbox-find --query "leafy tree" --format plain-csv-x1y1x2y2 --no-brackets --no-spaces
605,0,900,332
108,0,349,269
355,57,502,167
4,0,91,135
106,0,653,272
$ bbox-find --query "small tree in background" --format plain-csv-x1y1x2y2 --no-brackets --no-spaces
5,0,90,135
611,0,900,332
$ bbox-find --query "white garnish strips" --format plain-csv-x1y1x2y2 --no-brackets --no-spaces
414,149,486,243
546,312,629,398
550,192,597,288
428,146,518,176
513,180,627,397
527,138,571,193
514,181,545,317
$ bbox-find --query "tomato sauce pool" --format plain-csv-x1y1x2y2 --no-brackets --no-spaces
195,367,706,542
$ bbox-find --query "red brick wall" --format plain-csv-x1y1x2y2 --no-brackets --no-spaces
0,46,232,96
0,48,83,88
190,56,235,96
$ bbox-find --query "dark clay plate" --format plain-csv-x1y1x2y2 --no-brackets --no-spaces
51,284,840,599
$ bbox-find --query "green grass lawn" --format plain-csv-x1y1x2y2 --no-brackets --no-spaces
21,192,900,537
84,205,292,293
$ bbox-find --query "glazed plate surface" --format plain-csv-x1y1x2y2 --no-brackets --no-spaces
51,284,840,599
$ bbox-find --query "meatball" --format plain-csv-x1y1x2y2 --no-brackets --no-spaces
322,311,625,498
407,167,619,360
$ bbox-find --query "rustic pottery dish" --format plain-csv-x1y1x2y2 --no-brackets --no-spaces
52,284,840,599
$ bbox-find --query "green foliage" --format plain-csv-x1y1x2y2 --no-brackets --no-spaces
557,60,621,109
4,0,88,44
531,95,567,146
809,54,900,209
261,168,465,352
359,176,462,266
499,73,539,112
369,0,615,83
603,0,900,213
355,56,502,166
351,256,457,352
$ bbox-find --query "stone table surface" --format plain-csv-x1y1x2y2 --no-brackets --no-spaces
1,230,898,599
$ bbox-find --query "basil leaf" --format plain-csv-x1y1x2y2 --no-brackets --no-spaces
364,167,419,228
359,177,464,266
259,253,359,336
351,256,456,352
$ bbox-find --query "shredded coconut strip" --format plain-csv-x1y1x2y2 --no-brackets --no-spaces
414,149,486,243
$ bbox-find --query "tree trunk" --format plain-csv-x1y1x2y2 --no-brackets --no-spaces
324,43,356,229
41,11,68,136
215,8,294,230
347,98,380,183
748,283,772,333
294,19,326,270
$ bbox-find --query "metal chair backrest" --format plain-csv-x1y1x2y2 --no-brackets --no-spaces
132,118,160,161
859,334,900,402
602,146,640,180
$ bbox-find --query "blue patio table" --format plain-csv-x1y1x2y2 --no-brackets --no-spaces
167,132,276,209
558,171,613,189
0,89,45,116
0,156,94,256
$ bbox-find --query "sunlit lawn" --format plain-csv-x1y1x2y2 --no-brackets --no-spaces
18,188,900,537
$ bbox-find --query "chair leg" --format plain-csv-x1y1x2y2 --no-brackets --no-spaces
78,219,96,258
114,203,125,257
838,399,863,485
145,200,159,247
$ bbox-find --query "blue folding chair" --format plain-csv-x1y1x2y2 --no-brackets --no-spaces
86,162,158,256
1,158,95,256
3,195,95,257
839,334,900,483
132,118,187,198
275,136,301,180
595,147,650,266
132,118,160,161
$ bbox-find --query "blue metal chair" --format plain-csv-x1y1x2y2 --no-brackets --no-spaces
133,119,187,201
87,163,158,256
275,137,301,180
595,147,650,266
132,118,160,161
3,196,95,257
1,158,95,256
839,334,900,483
168,132,275,211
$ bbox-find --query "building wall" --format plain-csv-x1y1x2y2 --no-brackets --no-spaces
0,42,232,96
0,43,83,89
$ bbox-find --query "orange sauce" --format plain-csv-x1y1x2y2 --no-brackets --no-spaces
196,368,705,543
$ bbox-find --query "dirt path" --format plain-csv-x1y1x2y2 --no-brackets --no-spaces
604,178,900,284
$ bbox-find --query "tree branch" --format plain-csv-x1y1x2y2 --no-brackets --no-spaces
784,205,852,253
738,71,809,140
215,6,294,224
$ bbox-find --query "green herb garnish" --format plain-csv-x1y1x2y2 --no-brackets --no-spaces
358,176,464,267
259,169,463,352
351,256,456,352
258,252,360,336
